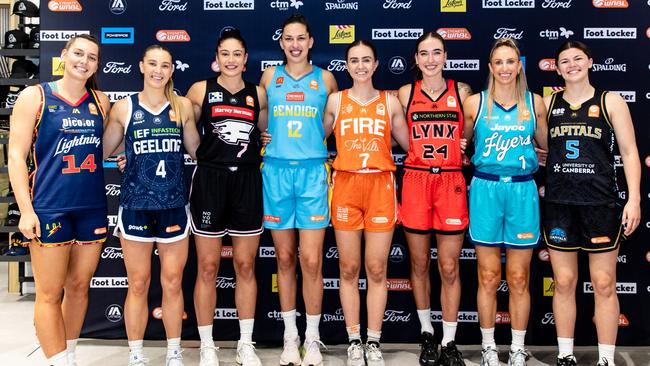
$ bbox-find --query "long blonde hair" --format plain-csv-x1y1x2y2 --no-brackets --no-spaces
485,38,529,122
142,45,182,127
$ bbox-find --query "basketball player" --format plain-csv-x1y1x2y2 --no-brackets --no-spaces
103,45,199,366
259,13,337,366
543,41,641,366
8,35,110,366
185,28,268,366
322,40,409,366
397,31,472,366
463,38,547,366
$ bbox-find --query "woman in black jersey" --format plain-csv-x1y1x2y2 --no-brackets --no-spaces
542,41,641,366
184,28,268,366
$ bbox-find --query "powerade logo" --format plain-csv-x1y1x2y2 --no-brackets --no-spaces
482,0,534,8
204,0,254,10
583,282,637,294
105,304,123,322
109,0,126,14
101,27,134,44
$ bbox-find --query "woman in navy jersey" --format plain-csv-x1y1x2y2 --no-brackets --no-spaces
103,45,199,366
397,32,472,366
259,13,337,366
542,41,640,366
184,28,268,366
8,34,110,366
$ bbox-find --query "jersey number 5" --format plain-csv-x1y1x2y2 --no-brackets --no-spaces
566,140,579,160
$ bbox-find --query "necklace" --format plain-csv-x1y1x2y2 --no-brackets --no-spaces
421,79,446,95
494,97,515,108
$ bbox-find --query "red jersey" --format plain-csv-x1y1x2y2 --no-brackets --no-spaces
404,79,464,169
332,90,396,172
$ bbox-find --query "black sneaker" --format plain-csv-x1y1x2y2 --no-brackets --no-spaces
440,341,465,366
596,358,609,366
556,355,576,366
419,332,440,366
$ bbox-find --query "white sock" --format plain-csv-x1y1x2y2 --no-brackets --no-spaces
441,321,458,346
167,337,181,355
346,324,361,343
598,343,615,365
282,309,299,339
239,318,254,343
367,329,381,344
417,308,434,334
558,337,574,358
198,325,214,348
305,313,321,339
511,329,526,353
480,327,496,350
66,339,78,354
48,350,68,366
128,339,144,358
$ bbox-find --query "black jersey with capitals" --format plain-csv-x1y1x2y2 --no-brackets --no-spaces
196,79,261,166
121,94,186,210
545,90,618,205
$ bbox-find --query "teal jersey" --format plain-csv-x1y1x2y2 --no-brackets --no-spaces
472,91,538,176
264,65,328,160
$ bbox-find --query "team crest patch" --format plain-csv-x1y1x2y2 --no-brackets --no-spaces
588,105,600,118
310,80,318,90
88,103,98,115
549,228,567,243
165,225,181,233
376,103,385,116
447,96,457,108
522,109,531,121
94,227,107,235
275,77,284,86
591,236,611,244
208,92,223,103
246,95,254,107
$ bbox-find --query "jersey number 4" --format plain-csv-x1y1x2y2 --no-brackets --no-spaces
61,154,97,174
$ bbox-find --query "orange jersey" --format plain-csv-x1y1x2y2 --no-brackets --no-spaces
404,79,464,168
332,90,396,172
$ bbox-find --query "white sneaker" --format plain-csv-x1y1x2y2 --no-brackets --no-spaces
507,349,528,366
365,342,384,366
128,353,149,366
67,352,78,366
280,335,302,366
346,341,365,366
301,336,326,366
480,347,500,366
199,345,220,366
236,341,262,366
165,350,184,366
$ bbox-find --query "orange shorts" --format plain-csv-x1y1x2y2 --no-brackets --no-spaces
399,168,468,234
331,171,396,232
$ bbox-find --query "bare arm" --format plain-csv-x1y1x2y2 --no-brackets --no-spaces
607,92,641,236
256,85,269,132
462,93,480,143
102,99,127,159
8,86,42,239
180,97,200,160
185,80,205,122
259,66,275,92
322,92,339,138
322,69,338,95
95,91,112,129
397,84,411,114
389,93,409,151
457,82,473,103
533,93,548,151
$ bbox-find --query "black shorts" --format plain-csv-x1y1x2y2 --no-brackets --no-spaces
543,201,624,253
189,164,263,238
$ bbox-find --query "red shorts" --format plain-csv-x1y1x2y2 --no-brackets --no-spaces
399,168,468,234
331,171,396,232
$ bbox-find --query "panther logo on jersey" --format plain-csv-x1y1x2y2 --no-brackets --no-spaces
211,119,253,145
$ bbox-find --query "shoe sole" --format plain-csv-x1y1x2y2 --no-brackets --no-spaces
301,362,323,366
280,362,302,366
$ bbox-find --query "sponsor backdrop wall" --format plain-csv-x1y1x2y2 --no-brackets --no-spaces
41,0,650,345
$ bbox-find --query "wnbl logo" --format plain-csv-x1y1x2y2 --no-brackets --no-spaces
109,0,126,14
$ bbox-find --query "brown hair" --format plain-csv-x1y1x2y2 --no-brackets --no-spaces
63,34,101,90
412,31,446,80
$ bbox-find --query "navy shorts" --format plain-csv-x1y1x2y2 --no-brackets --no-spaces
115,205,190,243
34,208,108,247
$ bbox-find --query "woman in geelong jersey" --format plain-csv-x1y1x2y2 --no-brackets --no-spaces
463,38,547,366
8,34,110,366
322,40,409,366
259,13,337,366
397,31,472,366
542,41,640,366
184,28,268,366
103,45,199,366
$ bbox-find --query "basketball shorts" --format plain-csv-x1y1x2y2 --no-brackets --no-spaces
399,167,468,234
543,201,624,253
331,171,396,232
34,207,108,247
262,158,330,230
190,164,263,238
115,205,190,243
468,172,539,248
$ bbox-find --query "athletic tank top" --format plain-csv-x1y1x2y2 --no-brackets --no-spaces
30,82,106,212
472,91,538,176
120,94,186,210
404,79,464,169
332,90,395,172
545,90,617,205
196,79,261,166
264,65,328,160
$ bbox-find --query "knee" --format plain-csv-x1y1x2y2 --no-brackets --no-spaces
591,274,616,298
38,288,63,305
553,272,577,294
410,255,430,278
161,273,183,294
438,259,459,284
276,251,296,273
507,271,530,296
64,275,91,297
478,269,501,291
234,259,255,282
128,277,151,298
300,254,321,279
365,262,387,284
197,260,218,284
339,262,360,282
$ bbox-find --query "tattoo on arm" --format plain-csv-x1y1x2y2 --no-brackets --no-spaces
458,82,472,96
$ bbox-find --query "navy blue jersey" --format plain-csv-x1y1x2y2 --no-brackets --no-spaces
30,82,107,213
121,94,186,210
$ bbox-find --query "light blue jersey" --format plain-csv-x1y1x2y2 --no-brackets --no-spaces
264,65,328,160
472,91,538,176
